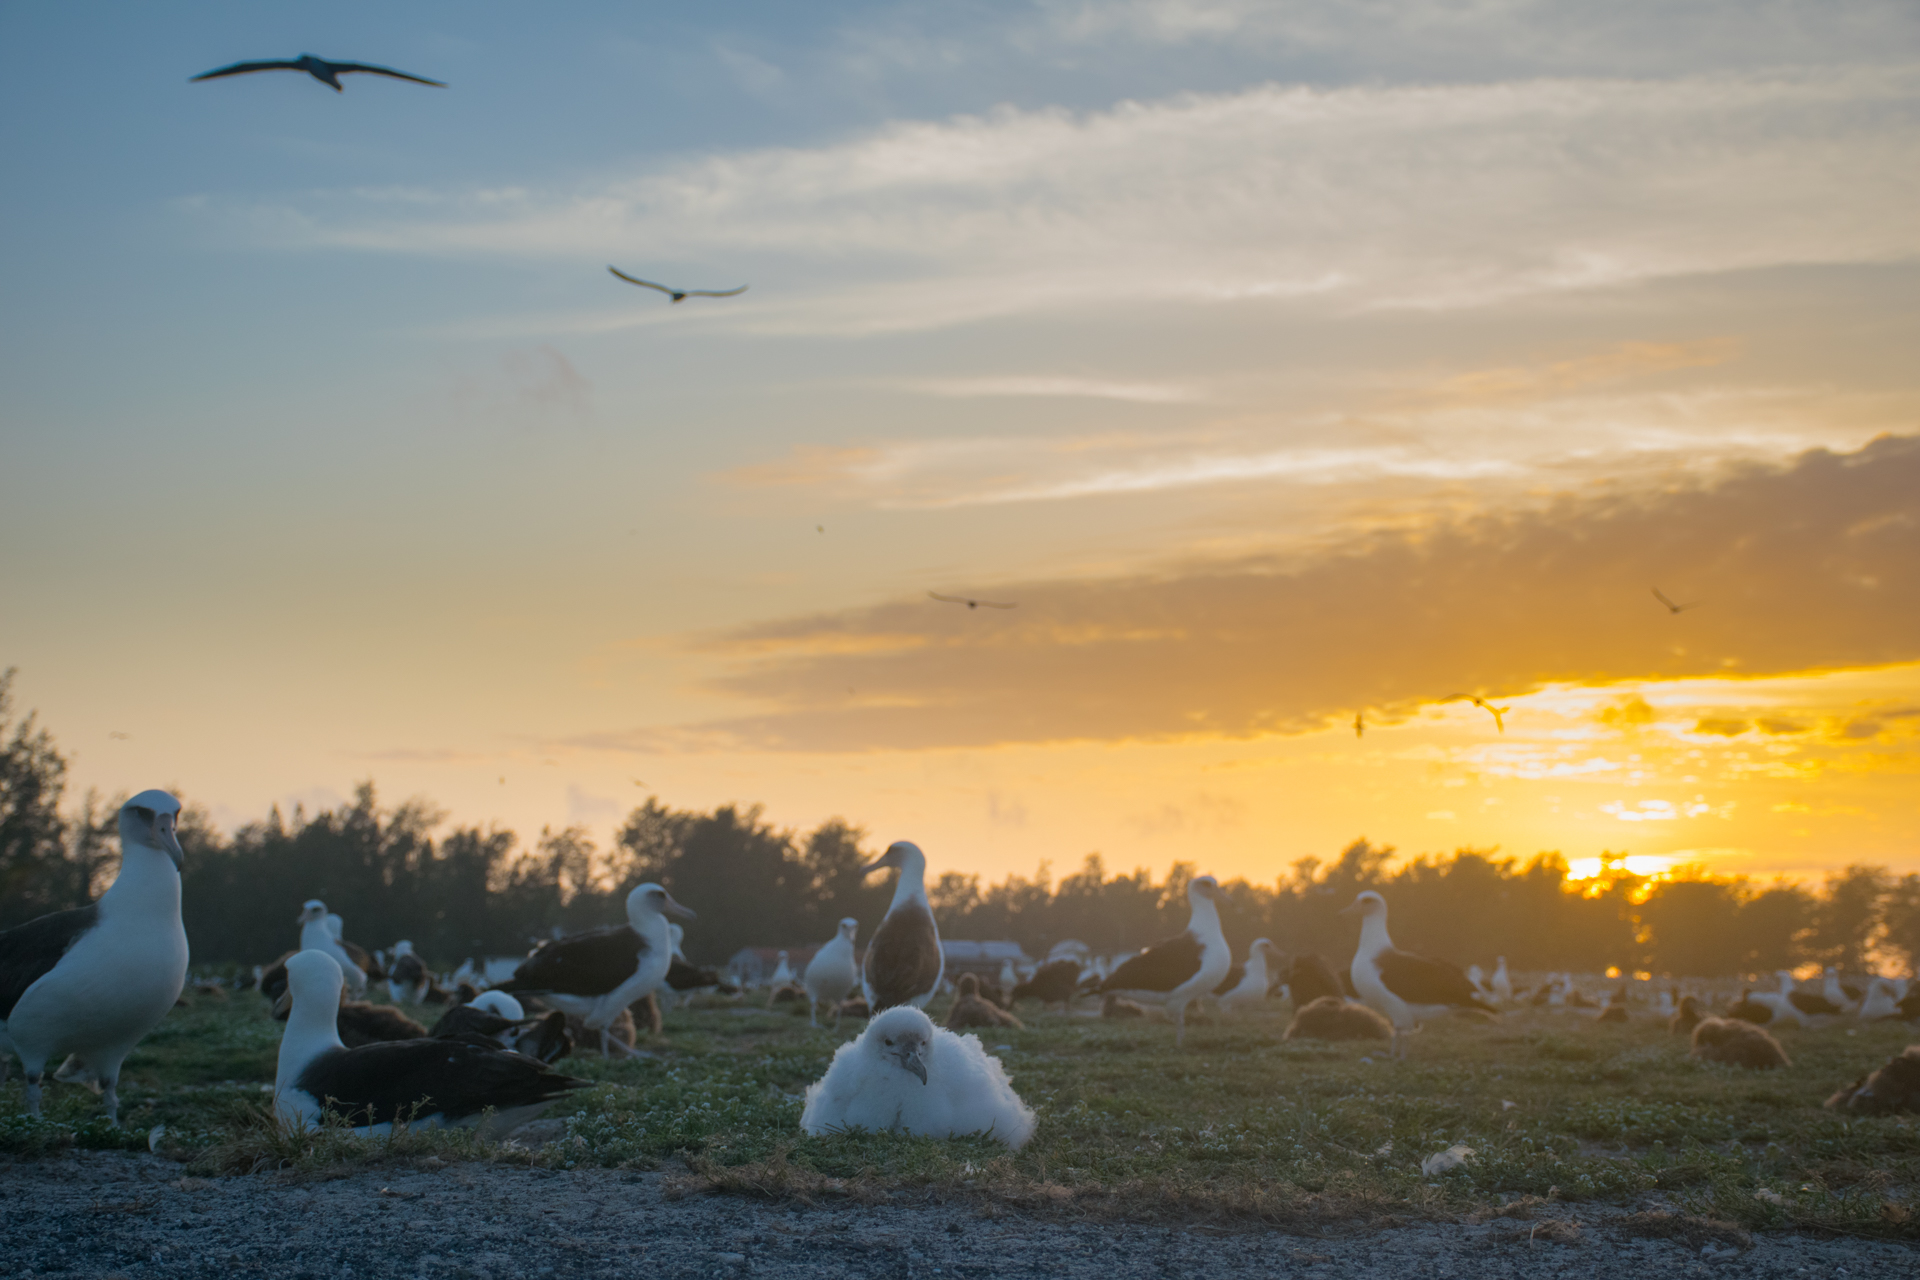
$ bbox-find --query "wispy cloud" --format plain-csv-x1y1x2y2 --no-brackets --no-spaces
576,434,1920,752
904,376,1205,404
201,68,1920,334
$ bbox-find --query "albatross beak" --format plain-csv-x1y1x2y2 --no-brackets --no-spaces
155,812,185,871
897,1043,928,1085
664,893,697,921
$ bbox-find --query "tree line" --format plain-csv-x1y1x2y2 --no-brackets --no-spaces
4,667,1918,975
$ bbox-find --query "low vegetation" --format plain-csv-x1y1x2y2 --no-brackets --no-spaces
3,987,1915,1238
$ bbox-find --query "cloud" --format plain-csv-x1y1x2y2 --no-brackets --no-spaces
208,67,1920,334
571,434,1920,752
905,376,1205,404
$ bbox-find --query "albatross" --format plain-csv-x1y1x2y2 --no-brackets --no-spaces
0,791,190,1122
191,55,445,91
861,842,944,1012
803,918,860,1027
496,883,694,1056
608,267,747,303
297,900,378,995
1096,876,1232,1046
275,951,585,1137
1344,890,1497,1057
801,1006,1035,1147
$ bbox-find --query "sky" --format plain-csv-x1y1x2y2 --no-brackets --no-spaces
2,0,1917,890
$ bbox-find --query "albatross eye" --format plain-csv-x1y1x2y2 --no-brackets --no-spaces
131,805,155,822
883,1038,892,1046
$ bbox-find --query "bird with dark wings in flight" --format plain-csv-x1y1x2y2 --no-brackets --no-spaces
192,55,445,91
929,592,1016,610
1445,694,1509,733
608,267,748,303
1650,587,1701,614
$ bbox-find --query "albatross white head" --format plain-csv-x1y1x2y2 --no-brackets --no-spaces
867,1006,934,1085
101,789,186,916
838,917,859,943
624,883,695,941
1184,874,1229,928
118,790,186,870
863,841,930,909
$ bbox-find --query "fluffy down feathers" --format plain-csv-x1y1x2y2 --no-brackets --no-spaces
946,974,1023,1031
801,1006,1035,1148
1826,1045,1920,1115
1691,1017,1790,1069
1669,995,1705,1036
1285,954,1347,1007
1101,994,1147,1019
1284,996,1392,1042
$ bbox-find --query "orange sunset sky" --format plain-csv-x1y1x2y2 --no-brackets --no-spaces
2,2,1916,887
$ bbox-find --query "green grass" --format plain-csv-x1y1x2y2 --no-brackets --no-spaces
4,990,1917,1236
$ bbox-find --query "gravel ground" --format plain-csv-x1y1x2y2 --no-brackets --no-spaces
1,1151,1909,1279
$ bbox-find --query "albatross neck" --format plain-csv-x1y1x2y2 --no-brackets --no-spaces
887,850,929,912
99,842,183,922
1185,891,1223,940
1356,910,1394,959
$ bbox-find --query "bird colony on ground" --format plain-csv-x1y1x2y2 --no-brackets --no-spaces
6,799,1920,1153
5,42,1912,1161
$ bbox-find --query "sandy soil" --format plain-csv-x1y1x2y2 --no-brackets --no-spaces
1,1151,1909,1279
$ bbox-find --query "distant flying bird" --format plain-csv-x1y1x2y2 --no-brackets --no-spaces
1447,694,1508,733
108,732,130,740
608,267,747,303
1354,712,1364,739
191,55,445,92
929,592,1016,610
1651,587,1701,614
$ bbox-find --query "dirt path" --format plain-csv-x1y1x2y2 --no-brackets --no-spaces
2,1152,1909,1279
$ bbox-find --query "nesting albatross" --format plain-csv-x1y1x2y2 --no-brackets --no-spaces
0,791,189,1122
275,952,585,1137
862,842,943,1012
801,1006,1035,1147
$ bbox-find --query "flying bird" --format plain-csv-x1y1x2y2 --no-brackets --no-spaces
929,592,1016,610
608,267,747,303
1651,587,1701,614
1354,712,1364,739
108,731,130,740
1447,694,1508,733
191,55,445,91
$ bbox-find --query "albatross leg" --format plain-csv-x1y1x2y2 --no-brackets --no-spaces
101,1074,120,1127
1172,1002,1187,1049
24,1069,44,1117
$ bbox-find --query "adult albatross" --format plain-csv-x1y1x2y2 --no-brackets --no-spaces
496,883,694,1056
0,790,190,1122
1344,890,1496,1057
1096,875,1232,1046
275,951,585,1137
861,842,943,1012
297,900,378,995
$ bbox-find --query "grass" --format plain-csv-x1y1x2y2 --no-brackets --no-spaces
3,988,1916,1236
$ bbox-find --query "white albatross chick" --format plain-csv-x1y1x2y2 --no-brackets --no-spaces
0,790,189,1123
801,1006,1035,1148
803,918,860,1027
